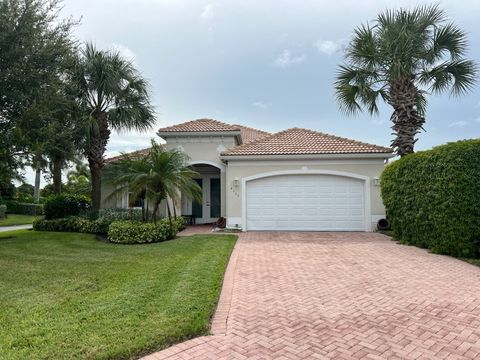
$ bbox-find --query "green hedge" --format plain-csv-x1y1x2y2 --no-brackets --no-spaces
33,217,81,232
33,216,110,235
3,200,44,215
108,217,186,244
96,208,143,222
381,139,480,258
34,216,186,242
44,194,91,220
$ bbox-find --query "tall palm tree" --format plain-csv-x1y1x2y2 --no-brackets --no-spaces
103,140,201,224
335,5,477,156
74,43,155,209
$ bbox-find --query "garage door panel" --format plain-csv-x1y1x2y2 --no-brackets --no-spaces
246,174,365,231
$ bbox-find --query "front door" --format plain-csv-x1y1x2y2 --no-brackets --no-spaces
191,175,220,224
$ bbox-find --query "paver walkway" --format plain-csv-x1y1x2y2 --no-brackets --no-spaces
0,224,32,232
142,232,480,359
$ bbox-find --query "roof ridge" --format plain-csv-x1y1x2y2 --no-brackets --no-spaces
158,118,239,132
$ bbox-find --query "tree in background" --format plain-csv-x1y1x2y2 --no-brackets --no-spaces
73,43,155,210
335,5,477,156
103,140,201,224
0,0,78,193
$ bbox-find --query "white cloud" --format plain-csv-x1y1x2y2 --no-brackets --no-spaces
201,3,215,23
112,43,137,64
273,50,305,68
313,39,344,56
448,120,468,128
253,101,270,110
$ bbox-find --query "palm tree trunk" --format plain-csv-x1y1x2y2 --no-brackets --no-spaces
34,164,41,204
52,157,63,194
389,78,425,157
152,199,161,225
166,200,173,227
89,162,102,210
86,112,111,210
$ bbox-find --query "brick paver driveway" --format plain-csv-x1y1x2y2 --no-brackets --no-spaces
142,232,480,359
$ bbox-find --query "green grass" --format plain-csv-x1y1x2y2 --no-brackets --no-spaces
0,214,39,226
0,230,236,360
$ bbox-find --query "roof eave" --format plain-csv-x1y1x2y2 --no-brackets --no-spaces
220,152,395,161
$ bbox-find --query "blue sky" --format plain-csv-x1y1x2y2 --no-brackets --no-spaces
25,0,480,184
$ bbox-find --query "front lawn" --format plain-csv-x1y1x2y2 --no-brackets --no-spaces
0,214,39,226
0,230,236,359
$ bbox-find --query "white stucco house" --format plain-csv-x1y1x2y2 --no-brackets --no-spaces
102,118,394,232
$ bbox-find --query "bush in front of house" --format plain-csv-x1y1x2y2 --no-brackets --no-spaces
96,208,143,222
33,217,82,232
43,194,91,220
381,139,480,258
33,214,186,241
33,216,109,235
108,217,186,244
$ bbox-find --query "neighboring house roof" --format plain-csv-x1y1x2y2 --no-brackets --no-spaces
157,118,270,144
221,127,392,156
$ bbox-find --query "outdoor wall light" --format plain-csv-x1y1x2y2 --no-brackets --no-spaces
233,177,240,188
373,177,381,186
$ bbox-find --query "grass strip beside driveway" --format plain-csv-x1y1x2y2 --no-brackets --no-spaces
0,230,236,359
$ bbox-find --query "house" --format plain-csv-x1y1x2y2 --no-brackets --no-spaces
102,118,394,231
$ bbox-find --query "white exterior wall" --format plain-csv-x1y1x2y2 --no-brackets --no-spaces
162,135,234,217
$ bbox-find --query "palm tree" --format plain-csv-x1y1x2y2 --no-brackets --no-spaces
335,5,477,156
66,158,90,185
103,140,201,224
74,43,155,210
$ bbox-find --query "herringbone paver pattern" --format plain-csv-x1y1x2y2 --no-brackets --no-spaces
141,232,480,359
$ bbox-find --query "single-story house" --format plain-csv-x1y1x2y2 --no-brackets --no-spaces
102,118,394,231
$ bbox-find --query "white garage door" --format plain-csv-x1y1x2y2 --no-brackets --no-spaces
246,174,365,231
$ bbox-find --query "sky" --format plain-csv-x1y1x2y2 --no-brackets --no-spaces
25,0,480,184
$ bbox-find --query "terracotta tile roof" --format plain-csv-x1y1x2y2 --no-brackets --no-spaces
157,118,238,133
221,128,392,156
233,124,270,144
157,118,270,144
105,146,159,163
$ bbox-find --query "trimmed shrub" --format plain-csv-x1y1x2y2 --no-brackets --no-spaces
33,217,82,232
108,217,185,244
97,208,143,222
44,194,91,220
33,216,110,235
4,200,44,215
381,139,480,258
0,205,6,219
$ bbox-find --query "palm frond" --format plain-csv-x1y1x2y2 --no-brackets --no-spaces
426,23,467,63
419,59,477,96
334,65,384,116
